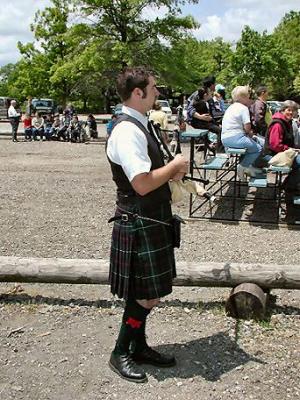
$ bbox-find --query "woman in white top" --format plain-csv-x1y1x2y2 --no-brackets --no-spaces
221,85,262,177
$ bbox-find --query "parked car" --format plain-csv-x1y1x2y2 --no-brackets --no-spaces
0,96,11,119
111,103,123,115
157,99,172,120
267,101,283,115
32,98,57,115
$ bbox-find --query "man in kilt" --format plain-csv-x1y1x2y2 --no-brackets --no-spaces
106,67,189,383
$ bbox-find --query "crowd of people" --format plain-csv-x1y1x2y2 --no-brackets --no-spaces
7,100,98,143
180,77,300,180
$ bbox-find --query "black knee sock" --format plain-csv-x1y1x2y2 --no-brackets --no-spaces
113,299,150,354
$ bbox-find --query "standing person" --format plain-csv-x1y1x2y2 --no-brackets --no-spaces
214,84,226,113
106,67,188,383
8,100,21,142
26,96,34,116
250,86,269,138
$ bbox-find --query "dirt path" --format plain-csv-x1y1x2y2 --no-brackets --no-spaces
0,140,299,400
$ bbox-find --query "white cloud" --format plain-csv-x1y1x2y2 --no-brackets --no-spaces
193,1,300,42
0,0,299,66
0,0,50,66
142,5,168,20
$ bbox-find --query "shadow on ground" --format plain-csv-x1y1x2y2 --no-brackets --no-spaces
145,331,265,382
0,293,299,316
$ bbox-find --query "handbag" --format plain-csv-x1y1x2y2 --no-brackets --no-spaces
268,148,296,168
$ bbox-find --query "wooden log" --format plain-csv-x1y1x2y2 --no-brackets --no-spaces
0,257,299,289
225,283,267,320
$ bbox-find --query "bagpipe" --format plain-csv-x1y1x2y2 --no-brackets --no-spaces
150,122,214,203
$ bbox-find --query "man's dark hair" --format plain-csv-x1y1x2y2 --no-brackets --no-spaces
202,76,216,89
197,88,208,100
256,86,268,96
116,67,153,101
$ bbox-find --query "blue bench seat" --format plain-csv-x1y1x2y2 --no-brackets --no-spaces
266,165,291,174
203,155,228,170
225,147,246,156
293,196,300,205
248,174,268,188
181,129,209,139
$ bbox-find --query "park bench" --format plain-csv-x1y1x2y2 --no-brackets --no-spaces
180,129,292,223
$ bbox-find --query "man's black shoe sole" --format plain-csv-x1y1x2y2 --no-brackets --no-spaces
133,359,176,368
108,361,148,383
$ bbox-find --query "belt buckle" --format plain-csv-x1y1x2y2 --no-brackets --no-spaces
121,214,129,222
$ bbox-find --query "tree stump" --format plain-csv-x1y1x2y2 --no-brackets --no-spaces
225,283,267,320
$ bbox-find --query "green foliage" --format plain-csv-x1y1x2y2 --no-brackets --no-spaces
228,26,293,98
0,64,17,96
155,36,232,95
1,3,299,105
273,11,300,96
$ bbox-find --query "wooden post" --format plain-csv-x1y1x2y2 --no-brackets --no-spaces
225,283,267,320
0,257,299,289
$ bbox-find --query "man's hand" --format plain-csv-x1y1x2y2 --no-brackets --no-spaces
172,172,186,181
170,154,189,180
201,113,212,122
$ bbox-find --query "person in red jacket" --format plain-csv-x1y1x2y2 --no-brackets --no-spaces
264,100,300,168
22,113,33,141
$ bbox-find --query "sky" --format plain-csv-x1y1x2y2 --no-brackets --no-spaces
1,0,299,67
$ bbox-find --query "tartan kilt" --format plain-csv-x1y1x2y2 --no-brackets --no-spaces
109,201,176,300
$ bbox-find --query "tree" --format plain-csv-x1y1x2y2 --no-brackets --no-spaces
12,0,72,104
74,1,199,74
0,64,17,96
228,26,292,98
273,11,300,96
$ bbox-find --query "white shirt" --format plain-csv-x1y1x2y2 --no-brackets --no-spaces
106,105,152,182
8,105,20,118
221,102,250,139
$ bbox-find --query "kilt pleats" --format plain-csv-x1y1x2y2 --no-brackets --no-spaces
109,202,176,300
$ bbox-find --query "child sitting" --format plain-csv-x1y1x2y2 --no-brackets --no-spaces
22,113,32,141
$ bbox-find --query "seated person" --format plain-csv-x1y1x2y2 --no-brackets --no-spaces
68,115,85,142
57,110,71,141
255,100,300,170
221,85,262,179
86,114,98,139
43,114,54,140
149,100,169,143
191,88,222,151
32,112,44,141
50,114,62,139
22,113,32,141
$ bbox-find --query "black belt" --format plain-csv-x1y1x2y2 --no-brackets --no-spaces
108,207,172,227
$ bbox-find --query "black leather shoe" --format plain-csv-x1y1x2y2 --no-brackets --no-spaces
109,352,147,383
132,346,176,368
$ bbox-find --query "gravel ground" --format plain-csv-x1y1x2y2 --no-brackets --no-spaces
0,139,299,400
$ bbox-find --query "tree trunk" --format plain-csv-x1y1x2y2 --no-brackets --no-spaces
0,257,299,289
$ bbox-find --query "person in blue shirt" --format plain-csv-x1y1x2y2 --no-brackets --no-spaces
106,114,117,137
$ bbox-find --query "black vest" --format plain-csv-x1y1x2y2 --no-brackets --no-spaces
107,113,171,209
264,117,294,156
